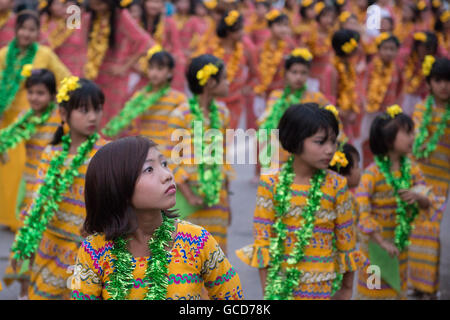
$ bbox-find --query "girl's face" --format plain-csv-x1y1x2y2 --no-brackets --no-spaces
27,83,52,113
209,69,229,97
255,4,269,19
50,0,66,19
195,3,207,16
429,77,450,102
271,19,290,40
144,0,164,17
345,153,361,189
356,0,366,9
89,0,109,14
61,101,103,138
229,26,243,42
392,127,414,155
379,41,398,63
0,0,12,11
299,128,337,170
416,43,427,60
285,63,309,90
131,147,176,211
402,6,414,21
129,4,143,22
304,7,315,20
175,0,190,14
380,18,394,32
16,19,39,48
148,63,171,87
318,11,335,29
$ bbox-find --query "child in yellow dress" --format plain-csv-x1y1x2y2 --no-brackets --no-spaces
355,105,435,300
237,103,368,300
10,77,107,300
72,136,244,300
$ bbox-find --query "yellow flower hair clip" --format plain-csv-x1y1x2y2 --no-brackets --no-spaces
325,104,339,120
330,151,348,168
341,38,358,54
146,44,163,60
375,32,391,46
314,2,325,15
38,0,48,10
266,9,281,21
386,104,403,118
301,0,314,7
422,55,435,77
336,0,346,6
413,32,427,42
432,0,442,8
56,76,81,103
21,64,33,78
441,11,450,23
120,0,133,7
339,11,352,23
417,0,426,11
225,10,240,26
203,0,217,10
290,48,313,61
197,63,219,86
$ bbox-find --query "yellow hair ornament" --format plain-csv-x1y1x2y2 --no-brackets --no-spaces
422,55,435,77
225,10,240,26
339,11,352,23
413,32,427,42
441,11,450,23
314,2,325,15
38,0,48,10
341,38,358,54
386,104,403,118
203,0,217,10
20,64,33,78
146,44,163,60
325,104,339,120
56,76,81,103
266,9,281,21
375,32,391,46
301,0,314,7
120,0,133,7
336,0,345,5
329,150,348,168
417,0,426,11
196,63,219,86
290,48,313,61
432,0,442,8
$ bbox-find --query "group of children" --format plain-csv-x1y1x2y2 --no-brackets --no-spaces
0,0,449,301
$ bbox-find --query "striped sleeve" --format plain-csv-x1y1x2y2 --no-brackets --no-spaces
355,166,382,235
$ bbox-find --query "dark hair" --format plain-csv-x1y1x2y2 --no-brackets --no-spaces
140,0,162,36
15,10,40,30
187,54,225,94
216,10,244,38
268,13,289,28
255,1,271,10
285,54,312,70
369,113,414,156
51,79,104,145
332,28,360,57
148,50,175,82
84,136,178,240
316,5,335,23
25,68,57,96
299,2,315,19
88,0,118,49
434,10,449,33
412,31,438,55
377,34,400,48
278,103,339,155
333,0,347,14
426,57,450,84
329,143,359,175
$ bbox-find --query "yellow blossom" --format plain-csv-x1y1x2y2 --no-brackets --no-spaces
441,11,450,23
314,2,325,15
21,64,33,78
413,32,427,42
266,9,281,21
375,32,391,46
417,0,426,11
422,55,435,77
146,44,163,60
225,10,240,26
38,0,48,10
325,104,339,119
432,0,441,8
203,0,217,10
330,151,348,168
57,76,81,103
290,48,313,61
339,11,352,23
196,63,219,86
341,38,358,54
302,0,314,7
386,104,403,118
120,0,133,7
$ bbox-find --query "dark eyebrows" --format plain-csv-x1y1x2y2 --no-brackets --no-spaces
144,153,164,164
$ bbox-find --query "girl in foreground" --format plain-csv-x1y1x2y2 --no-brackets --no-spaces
71,136,244,300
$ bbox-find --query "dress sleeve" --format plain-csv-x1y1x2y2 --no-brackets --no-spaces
333,176,369,273
45,47,71,84
70,237,103,300
355,167,382,235
235,174,275,268
120,9,153,57
200,230,244,300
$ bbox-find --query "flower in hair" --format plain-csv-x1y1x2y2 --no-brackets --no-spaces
417,0,426,11
203,0,217,10
290,48,313,61
330,151,348,168
325,104,339,120
20,64,33,78
314,2,325,14
341,38,358,54
266,9,281,21
375,32,391,46
413,32,427,42
422,55,435,77
146,44,163,60
56,76,81,103
225,10,240,26
302,0,314,7
441,11,450,23
196,63,219,86
339,11,352,23
386,104,403,118
120,0,133,7
38,0,48,10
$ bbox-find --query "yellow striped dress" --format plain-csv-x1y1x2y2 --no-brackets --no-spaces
354,160,435,299
71,220,244,300
130,88,186,158
408,100,450,294
2,108,61,286
24,137,108,300
167,101,234,254
236,170,368,300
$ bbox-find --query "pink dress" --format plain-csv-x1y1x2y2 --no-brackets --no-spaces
89,9,153,128
0,12,15,48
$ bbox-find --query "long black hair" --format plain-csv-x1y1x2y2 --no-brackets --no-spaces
25,68,57,96
15,9,40,31
87,0,118,49
216,10,244,38
186,54,225,94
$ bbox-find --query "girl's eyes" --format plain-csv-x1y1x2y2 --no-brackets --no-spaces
162,160,168,167
144,166,153,173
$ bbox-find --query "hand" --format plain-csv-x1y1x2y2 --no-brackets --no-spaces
108,64,128,77
398,189,419,205
381,240,400,258
331,287,353,300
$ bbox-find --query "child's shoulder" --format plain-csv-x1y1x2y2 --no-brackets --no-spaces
324,169,348,190
175,219,216,248
81,233,113,254
166,88,187,102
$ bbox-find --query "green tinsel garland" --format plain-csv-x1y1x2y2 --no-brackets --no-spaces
0,102,56,154
258,86,306,166
107,213,175,300
11,132,99,261
264,156,342,300
188,95,224,207
412,95,450,160
374,155,419,252
102,84,170,137
0,38,39,116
